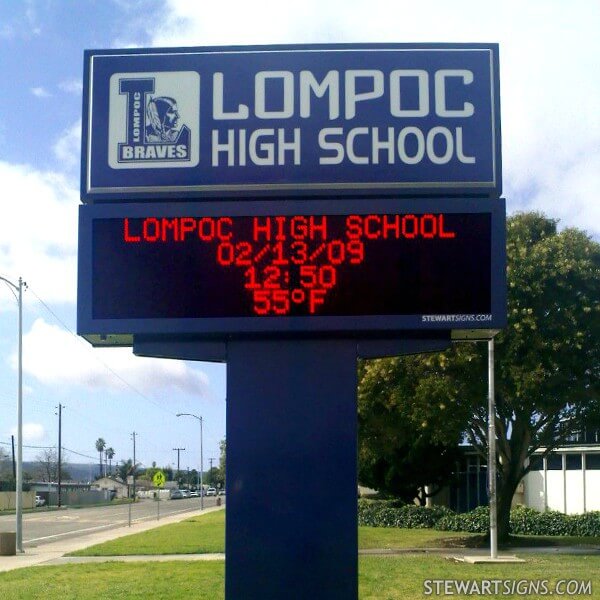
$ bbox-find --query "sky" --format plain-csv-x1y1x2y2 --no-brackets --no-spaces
0,0,599,477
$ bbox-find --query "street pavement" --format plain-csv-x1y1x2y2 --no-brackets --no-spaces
0,496,220,547
0,503,225,573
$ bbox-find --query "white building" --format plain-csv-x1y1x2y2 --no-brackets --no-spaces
435,442,600,515
523,446,600,514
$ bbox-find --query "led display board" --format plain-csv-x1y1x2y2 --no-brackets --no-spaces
77,198,506,345
82,43,501,201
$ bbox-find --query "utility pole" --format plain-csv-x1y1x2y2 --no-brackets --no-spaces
57,404,63,508
1,275,25,552
11,435,16,480
173,447,185,485
132,432,137,501
176,413,203,509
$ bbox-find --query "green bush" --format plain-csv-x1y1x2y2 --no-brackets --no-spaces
572,512,600,537
357,499,453,528
359,500,600,537
510,505,600,537
435,506,489,533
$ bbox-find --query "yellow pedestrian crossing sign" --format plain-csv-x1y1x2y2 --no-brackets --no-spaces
153,470,166,488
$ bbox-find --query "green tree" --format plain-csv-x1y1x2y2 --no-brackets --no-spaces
105,447,115,476
359,213,600,540
358,351,478,503
116,458,135,481
218,438,226,487
469,213,600,540
95,438,106,478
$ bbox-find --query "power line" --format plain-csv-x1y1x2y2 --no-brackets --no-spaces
0,441,53,450
27,285,180,418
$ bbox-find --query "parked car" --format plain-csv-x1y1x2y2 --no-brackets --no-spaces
170,489,184,499
218,489,226,496
181,489,191,498
189,490,199,497
206,487,217,496
35,495,46,507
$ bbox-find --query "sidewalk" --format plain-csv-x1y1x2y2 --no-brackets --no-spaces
0,505,224,573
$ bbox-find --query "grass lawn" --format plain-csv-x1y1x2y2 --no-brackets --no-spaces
70,509,226,556
358,554,600,599
3,510,597,598
358,526,478,549
70,509,480,556
0,562,224,599
70,509,600,557
1,555,600,599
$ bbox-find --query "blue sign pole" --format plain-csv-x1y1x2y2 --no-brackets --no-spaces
226,338,358,599
132,336,453,598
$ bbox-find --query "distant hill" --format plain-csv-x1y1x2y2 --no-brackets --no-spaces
22,461,106,483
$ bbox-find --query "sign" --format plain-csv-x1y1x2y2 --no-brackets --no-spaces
77,197,506,344
81,43,501,201
153,470,166,488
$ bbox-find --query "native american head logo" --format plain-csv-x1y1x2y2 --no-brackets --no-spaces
108,71,199,169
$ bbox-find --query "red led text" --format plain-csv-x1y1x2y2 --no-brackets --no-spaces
346,213,455,240
122,213,456,316
124,217,233,243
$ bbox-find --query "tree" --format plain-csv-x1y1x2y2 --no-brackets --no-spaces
358,213,599,540
467,213,600,540
116,458,135,481
95,438,106,478
218,438,226,487
35,448,71,482
0,447,12,480
105,447,115,476
358,352,477,503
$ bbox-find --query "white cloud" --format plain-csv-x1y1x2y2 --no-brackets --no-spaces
31,86,51,98
53,122,81,171
58,79,83,95
143,0,600,238
10,422,45,443
0,161,78,309
17,318,212,399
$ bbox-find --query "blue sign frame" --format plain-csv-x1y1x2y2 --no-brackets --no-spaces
81,43,501,202
77,197,506,345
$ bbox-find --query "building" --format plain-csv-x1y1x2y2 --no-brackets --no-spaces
92,476,129,499
439,431,600,515
524,445,600,514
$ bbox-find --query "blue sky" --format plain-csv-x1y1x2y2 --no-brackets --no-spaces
0,0,599,475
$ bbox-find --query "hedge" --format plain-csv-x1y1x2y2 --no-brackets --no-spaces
509,505,600,537
358,499,453,529
357,499,600,537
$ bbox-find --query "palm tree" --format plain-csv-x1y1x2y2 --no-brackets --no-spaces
105,447,115,476
95,438,106,478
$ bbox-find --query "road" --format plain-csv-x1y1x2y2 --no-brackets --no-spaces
0,497,223,548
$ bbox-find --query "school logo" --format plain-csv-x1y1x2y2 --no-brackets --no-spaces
108,71,200,170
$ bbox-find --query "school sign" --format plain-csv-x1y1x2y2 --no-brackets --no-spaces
81,43,501,201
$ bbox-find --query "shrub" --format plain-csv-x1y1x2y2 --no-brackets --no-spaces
510,505,600,537
357,498,453,528
359,500,600,537
434,506,489,533
572,512,600,537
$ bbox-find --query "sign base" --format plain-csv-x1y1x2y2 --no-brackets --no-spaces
132,335,453,598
